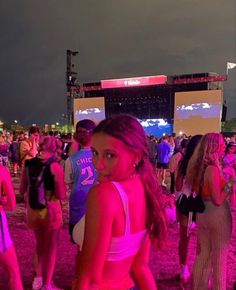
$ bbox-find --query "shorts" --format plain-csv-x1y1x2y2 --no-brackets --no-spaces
26,200,63,231
0,210,13,253
156,162,169,169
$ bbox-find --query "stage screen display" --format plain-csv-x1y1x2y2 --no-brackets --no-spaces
139,119,173,138
74,97,105,127
101,75,167,89
174,90,222,136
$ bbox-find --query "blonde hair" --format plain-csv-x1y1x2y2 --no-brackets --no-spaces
186,133,223,190
39,136,57,153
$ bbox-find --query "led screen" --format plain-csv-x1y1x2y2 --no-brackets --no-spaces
74,97,105,127
139,119,173,137
174,90,222,136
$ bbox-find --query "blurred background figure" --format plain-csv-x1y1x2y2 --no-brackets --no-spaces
222,142,236,208
20,136,66,290
187,133,233,290
169,138,189,195
175,135,202,283
0,131,9,166
0,165,23,290
9,134,20,176
147,135,157,168
19,126,40,169
64,119,97,282
156,135,174,187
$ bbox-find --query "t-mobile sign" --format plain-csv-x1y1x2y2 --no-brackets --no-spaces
101,75,167,89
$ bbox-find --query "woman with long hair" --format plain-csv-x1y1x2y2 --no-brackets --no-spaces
186,133,234,290
175,135,202,283
72,114,167,290
20,136,66,290
223,142,236,207
0,165,23,290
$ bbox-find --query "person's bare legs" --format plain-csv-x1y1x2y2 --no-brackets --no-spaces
34,229,45,278
0,246,23,290
178,224,190,265
156,167,163,184
42,228,60,286
177,213,191,282
162,168,167,186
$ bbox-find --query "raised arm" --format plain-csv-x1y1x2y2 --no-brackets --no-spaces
20,137,37,159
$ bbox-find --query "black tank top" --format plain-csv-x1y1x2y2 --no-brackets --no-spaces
26,157,55,191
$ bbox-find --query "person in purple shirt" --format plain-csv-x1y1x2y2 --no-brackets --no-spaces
156,135,173,186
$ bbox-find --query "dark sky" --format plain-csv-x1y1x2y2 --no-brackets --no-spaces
0,0,236,126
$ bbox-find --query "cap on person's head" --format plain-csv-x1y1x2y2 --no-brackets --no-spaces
76,119,96,133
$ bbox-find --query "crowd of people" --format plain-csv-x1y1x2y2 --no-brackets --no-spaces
0,115,236,290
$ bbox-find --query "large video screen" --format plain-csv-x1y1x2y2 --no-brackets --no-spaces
139,119,173,137
174,90,222,136
74,97,105,127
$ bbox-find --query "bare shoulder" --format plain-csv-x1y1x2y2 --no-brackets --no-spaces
50,161,63,173
87,182,118,212
205,165,220,175
205,165,221,181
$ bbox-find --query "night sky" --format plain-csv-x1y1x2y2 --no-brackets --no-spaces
0,0,235,126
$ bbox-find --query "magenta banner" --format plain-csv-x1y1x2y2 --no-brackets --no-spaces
101,75,167,89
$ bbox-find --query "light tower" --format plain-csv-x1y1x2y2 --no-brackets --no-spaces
66,49,78,129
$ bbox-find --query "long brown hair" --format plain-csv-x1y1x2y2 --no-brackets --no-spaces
186,132,223,191
93,114,167,247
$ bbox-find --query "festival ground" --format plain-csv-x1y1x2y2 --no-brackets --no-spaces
0,175,235,290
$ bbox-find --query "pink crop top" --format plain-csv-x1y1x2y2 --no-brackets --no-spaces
106,182,147,262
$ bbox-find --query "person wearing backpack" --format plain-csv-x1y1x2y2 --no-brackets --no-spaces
20,136,66,290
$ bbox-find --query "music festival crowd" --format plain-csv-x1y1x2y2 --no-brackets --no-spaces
0,114,236,290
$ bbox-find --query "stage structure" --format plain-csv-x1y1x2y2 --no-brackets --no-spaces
66,49,79,127
72,72,227,137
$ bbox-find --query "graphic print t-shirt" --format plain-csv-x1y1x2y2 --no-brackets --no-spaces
65,149,97,224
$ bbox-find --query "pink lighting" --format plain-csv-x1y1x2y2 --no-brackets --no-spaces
173,75,227,84
101,75,167,89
